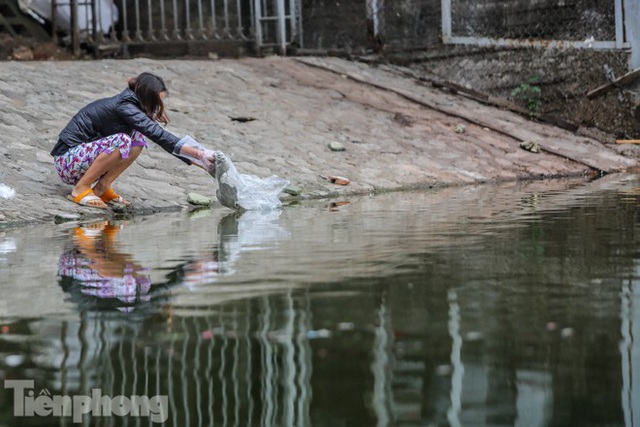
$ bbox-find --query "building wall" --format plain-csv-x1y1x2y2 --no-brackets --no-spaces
382,0,441,50
300,0,369,51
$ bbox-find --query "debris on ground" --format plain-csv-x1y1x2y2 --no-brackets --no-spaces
0,34,72,61
393,112,414,127
328,141,346,152
187,193,212,206
328,176,350,185
520,141,541,153
283,185,302,196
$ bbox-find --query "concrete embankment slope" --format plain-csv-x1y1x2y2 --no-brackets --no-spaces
0,56,636,227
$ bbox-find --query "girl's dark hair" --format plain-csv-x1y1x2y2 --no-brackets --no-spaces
128,72,169,125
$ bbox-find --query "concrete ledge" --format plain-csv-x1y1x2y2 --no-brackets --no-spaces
119,39,254,59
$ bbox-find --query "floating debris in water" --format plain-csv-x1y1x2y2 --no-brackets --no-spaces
0,184,15,199
0,238,17,257
4,354,24,367
561,327,574,338
435,365,453,376
330,201,350,211
307,329,332,339
337,322,355,331
465,331,483,341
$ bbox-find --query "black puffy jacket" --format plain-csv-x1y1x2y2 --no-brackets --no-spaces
51,87,189,163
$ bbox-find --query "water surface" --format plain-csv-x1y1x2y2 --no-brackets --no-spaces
1,175,639,426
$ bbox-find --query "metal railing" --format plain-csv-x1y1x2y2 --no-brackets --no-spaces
48,294,315,425
52,0,302,57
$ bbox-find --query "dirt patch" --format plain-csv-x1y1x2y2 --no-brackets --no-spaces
0,34,73,61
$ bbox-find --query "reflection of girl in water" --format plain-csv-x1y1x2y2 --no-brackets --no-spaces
57,221,153,312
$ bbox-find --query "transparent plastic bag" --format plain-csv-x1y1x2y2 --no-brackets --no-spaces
213,151,289,211
174,135,289,211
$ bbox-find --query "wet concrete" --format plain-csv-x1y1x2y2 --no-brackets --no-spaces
0,56,638,228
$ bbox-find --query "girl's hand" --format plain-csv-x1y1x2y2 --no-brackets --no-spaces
175,136,216,172
196,149,216,173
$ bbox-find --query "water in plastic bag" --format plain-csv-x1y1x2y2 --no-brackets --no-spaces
211,151,289,211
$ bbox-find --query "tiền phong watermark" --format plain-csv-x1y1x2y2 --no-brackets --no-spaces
5,380,168,423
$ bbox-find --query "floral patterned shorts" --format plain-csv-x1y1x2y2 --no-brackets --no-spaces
58,249,152,312
54,131,147,185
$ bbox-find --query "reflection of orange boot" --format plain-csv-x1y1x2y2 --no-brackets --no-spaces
73,220,109,241
103,224,123,242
